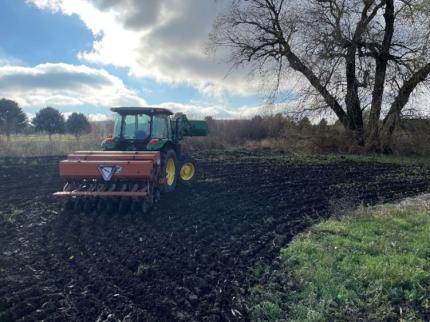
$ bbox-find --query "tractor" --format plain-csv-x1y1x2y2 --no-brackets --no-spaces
54,107,208,214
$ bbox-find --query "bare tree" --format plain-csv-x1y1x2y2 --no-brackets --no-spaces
210,0,430,153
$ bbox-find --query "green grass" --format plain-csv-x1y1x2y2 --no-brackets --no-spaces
249,200,430,321
0,208,24,224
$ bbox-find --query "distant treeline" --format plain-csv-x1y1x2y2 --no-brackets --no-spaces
2,97,429,156
0,98,91,141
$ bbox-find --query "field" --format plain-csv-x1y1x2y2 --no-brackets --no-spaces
0,135,102,157
1,150,430,321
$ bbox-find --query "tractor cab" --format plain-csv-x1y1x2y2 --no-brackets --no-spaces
102,107,174,151
102,107,208,153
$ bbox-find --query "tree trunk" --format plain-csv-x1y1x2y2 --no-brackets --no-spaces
345,46,363,138
5,124,11,142
348,129,366,154
366,0,395,153
379,62,430,153
379,113,398,154
365,130,380,153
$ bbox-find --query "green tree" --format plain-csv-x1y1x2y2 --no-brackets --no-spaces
0,98,28,141
66,113,91,140
32,107,65,140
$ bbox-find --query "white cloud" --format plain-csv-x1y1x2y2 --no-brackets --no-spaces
88,113,111,121
56,111,112,122
27,0,265,97
62,111,73,120
159,101,240,119
0,62,146,109
21,1,305,119
158,101,297,120
25,0,430,122
0,53,24,67
402,89,430,118
0,61,271,119
0,57,21,66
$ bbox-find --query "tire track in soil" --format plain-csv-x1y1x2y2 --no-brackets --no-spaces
1,152,430,321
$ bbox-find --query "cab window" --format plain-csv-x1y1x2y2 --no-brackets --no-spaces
121,114,151,140
152,115,169,138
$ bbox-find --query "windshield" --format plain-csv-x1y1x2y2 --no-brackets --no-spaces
113,113,151,140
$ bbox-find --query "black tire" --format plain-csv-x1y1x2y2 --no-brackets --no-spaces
160,149,178,193
178,156,197,185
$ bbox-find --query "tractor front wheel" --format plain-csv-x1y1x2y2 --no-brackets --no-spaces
179,157,197,185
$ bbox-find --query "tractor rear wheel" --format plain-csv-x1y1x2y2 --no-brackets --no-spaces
179,156,197,185
161,149,178,193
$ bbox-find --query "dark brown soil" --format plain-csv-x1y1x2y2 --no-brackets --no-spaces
1,151,430,322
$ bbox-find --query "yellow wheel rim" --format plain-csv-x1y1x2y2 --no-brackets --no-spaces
180,162,195,181
166,158,176,186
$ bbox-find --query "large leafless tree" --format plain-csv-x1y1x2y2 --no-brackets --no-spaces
210,0,430,153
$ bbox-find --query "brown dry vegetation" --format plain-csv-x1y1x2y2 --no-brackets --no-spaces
1,115,429,157
185,115,430,156
0,121,112,157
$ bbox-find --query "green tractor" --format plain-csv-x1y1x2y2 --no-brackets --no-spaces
54,107,208,213
102,107,208,191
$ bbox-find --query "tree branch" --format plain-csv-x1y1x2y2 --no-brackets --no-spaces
367,0,394,144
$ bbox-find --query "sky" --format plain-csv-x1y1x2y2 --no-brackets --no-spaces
0,0,274,121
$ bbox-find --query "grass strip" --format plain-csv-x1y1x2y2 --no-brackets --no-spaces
249,197,430,321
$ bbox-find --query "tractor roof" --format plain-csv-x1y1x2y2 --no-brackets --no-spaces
110,107,173,116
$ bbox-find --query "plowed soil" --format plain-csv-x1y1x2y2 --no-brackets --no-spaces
1,151,430,322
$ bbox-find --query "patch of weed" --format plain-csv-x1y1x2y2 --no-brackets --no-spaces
248,201,430,321
136,263,151,276
0,208,24,224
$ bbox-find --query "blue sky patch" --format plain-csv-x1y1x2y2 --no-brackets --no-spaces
0,0,268,119
0,0,93,66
